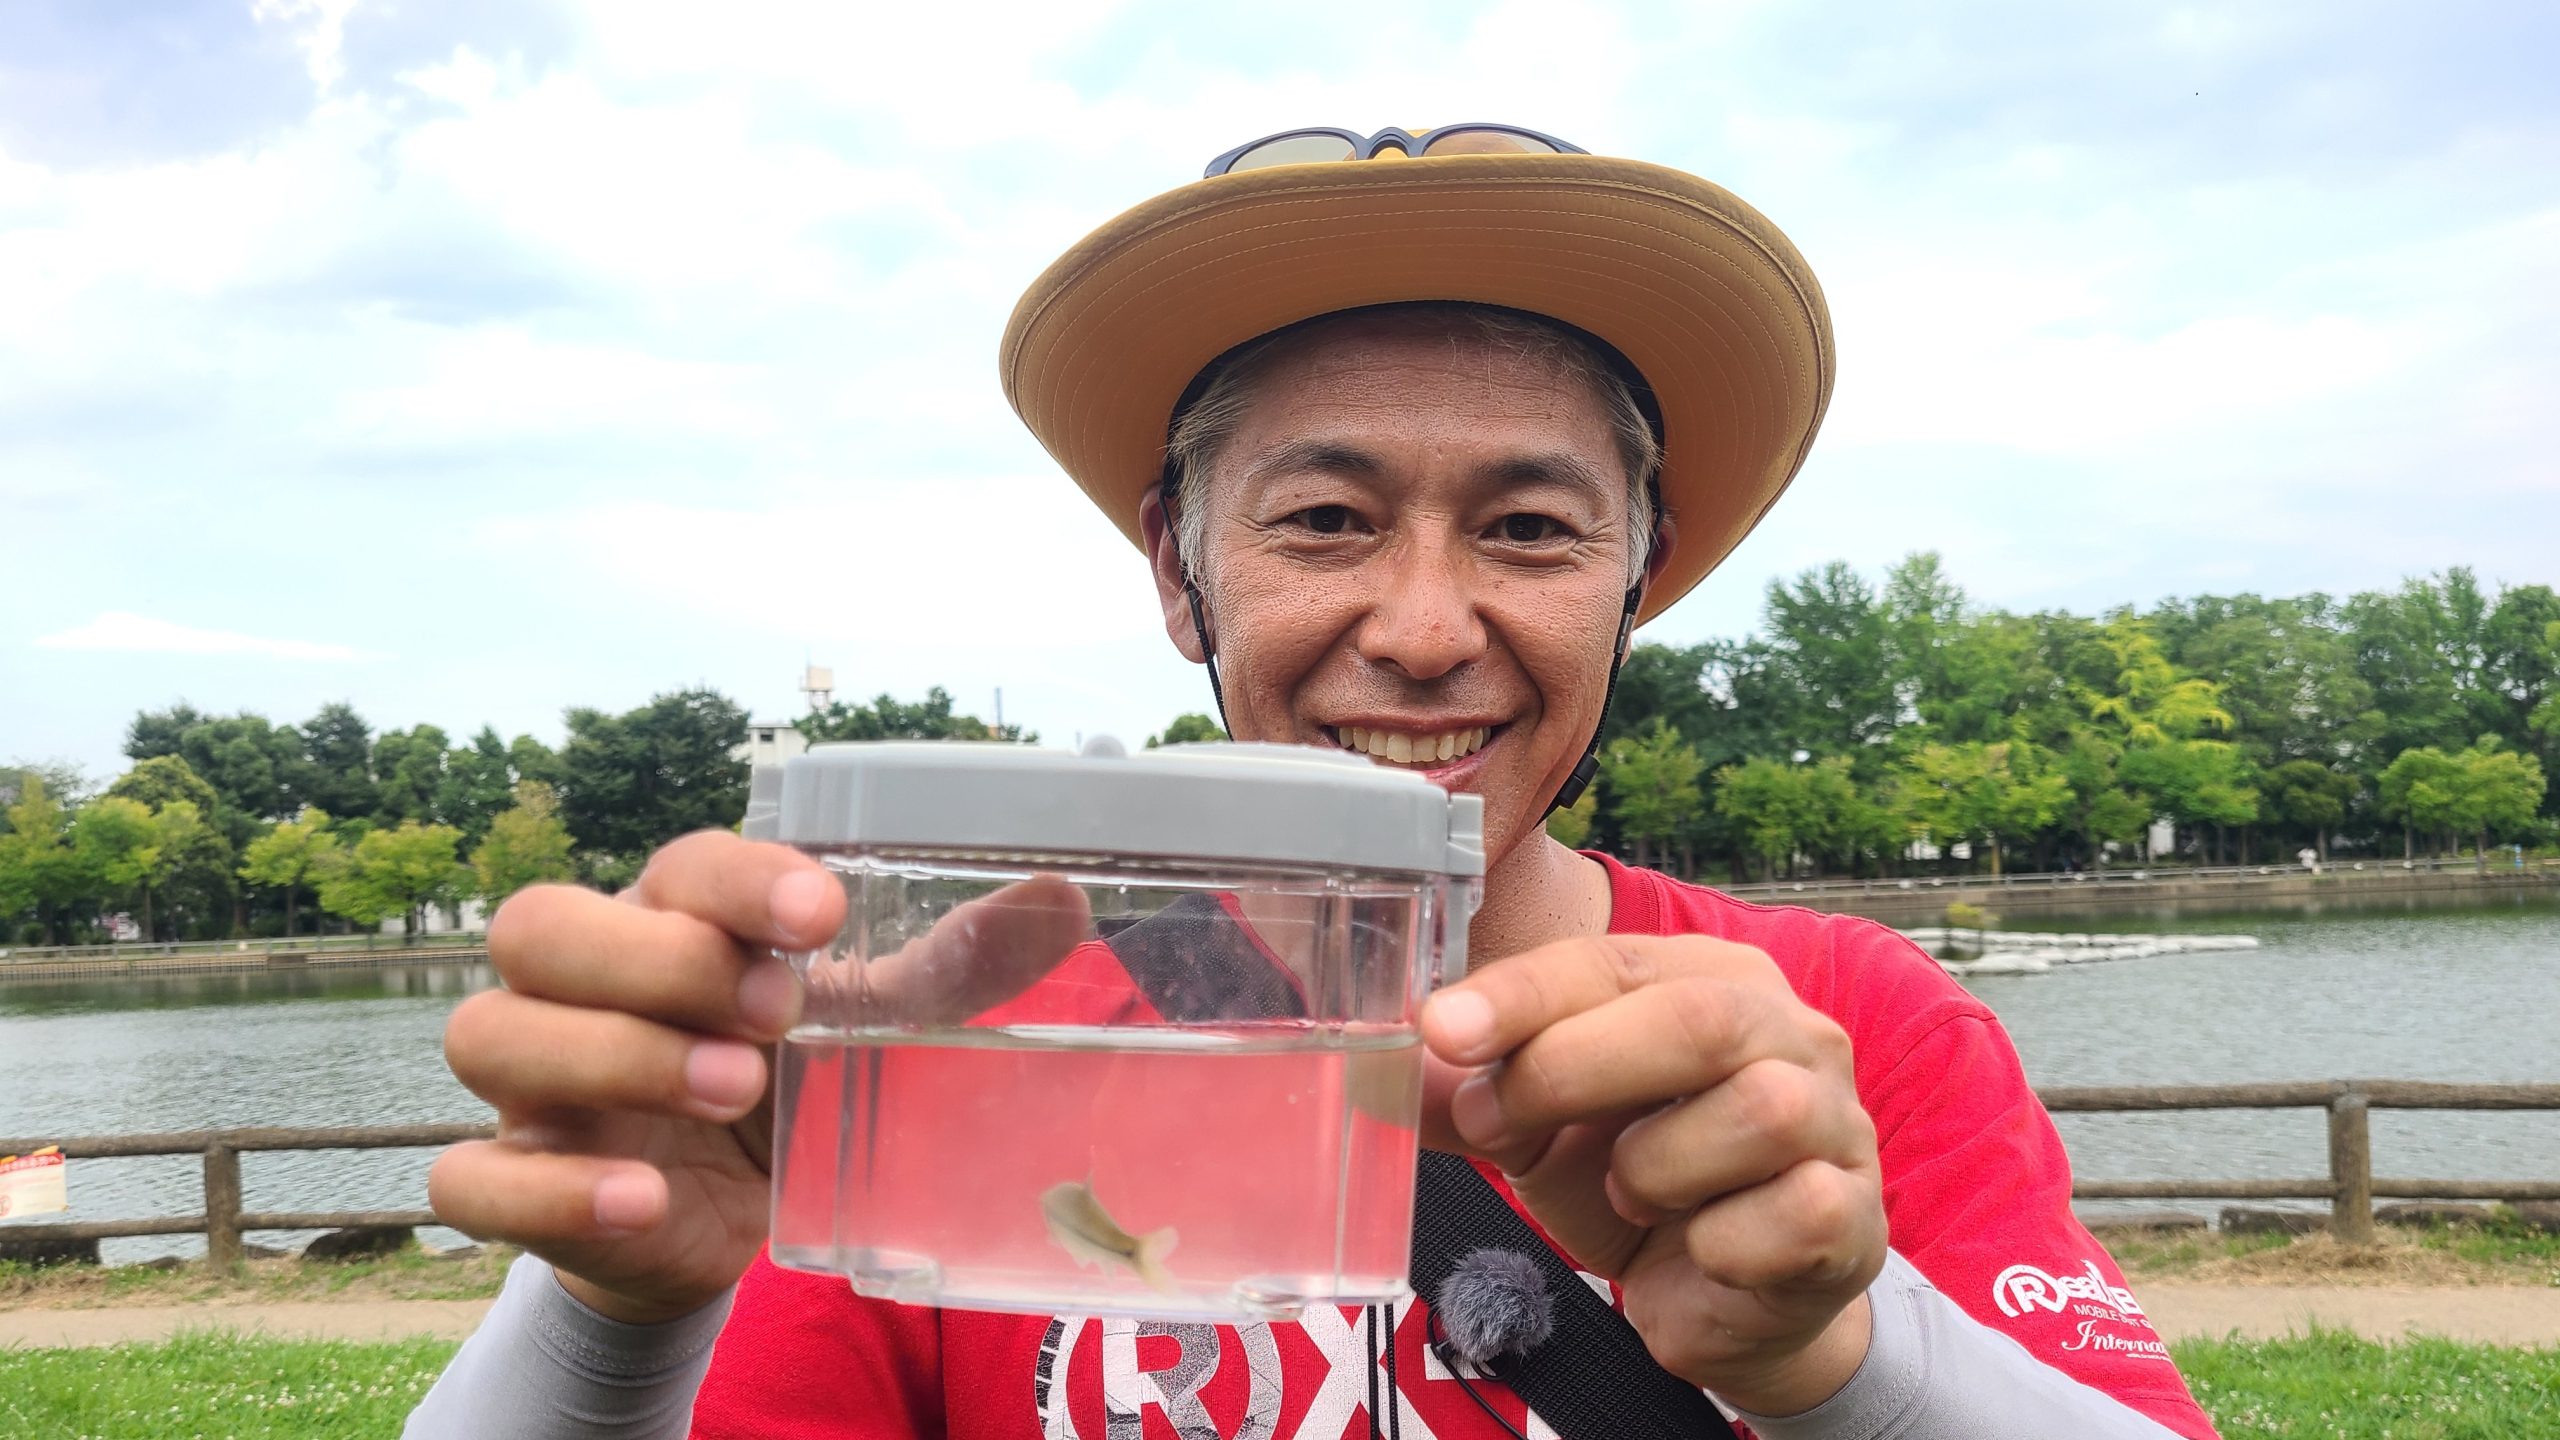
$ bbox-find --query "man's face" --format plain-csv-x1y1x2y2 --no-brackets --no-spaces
1153,317,1648,870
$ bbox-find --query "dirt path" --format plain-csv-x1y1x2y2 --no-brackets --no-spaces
5,1286,2560,1350
2137,1283,2560,1346
0,1297,494,1349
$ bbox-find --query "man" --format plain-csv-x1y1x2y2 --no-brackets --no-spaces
410,126,2219,1439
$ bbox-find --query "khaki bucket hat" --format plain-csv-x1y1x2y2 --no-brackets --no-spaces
999,142,1836,626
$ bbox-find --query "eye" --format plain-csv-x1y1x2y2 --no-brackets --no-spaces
1287,504,1357,534
1495,513,1569,544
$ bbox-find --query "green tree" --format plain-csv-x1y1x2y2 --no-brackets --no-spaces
0,778,81,942
1599,721,1704,871
1145,714,1227,748
99,759,235,937
2052,732,2149,870
372,724,453,827
1755,562,1898,757
472,781,578,903
2454,743,2547,869
319,821,469,936
559,689,752,868
2085,621,2236,744
1889,740,2069,876
70,797,159,937
238,808,343,938
105,755,222,816
1713,756,1807,881
2119,739,2261,863
143,800,227,940
801,687,1031,744
2261,760,2356,861
2376,746,2464,859
437,727,561,846
297,702,380,821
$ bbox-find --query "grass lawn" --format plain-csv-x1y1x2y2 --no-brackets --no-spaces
2177,1330,2560,1438
0,1332,456,1438
0,1330,2552,1438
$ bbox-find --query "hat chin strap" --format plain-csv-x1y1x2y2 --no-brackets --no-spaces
1184,581,1230,729
1547,584,1642,818
1189,577,1638,822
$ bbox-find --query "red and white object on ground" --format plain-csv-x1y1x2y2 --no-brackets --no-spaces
0,1146,66,1218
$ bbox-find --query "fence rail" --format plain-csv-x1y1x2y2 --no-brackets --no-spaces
1719,854,2560,902
2,1080,2553,1260
0,1123,495,1265
2040,1080,2560,1241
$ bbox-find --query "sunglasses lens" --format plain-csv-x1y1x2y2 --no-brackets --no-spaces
1419,128,1560,157
1227,133,1359,172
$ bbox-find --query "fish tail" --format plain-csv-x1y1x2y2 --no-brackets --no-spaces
1133,1225,1180,1293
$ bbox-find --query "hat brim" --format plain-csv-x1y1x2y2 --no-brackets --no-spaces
1001,152,1834,627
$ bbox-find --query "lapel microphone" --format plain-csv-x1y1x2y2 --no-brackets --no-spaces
1433,1247,1557,1373
1429,1248,1557,1440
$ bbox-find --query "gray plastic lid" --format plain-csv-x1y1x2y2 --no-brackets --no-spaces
769,736,1484,878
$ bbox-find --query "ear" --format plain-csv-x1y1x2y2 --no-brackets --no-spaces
1140,486,1209,664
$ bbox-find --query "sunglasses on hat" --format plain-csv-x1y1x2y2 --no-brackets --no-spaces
1204,123,1587,178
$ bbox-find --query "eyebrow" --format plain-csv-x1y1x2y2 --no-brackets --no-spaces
1234,439,1618,501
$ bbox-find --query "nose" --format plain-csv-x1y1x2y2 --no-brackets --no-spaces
1354,542,1486,681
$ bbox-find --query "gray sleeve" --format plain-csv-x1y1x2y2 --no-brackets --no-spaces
1724,1251,2187,1440
402,1253,735,1440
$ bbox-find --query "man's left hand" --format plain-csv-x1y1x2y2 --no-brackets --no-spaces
1418,934,1886,1417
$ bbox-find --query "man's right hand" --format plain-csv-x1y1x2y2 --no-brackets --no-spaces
429,830,841,1325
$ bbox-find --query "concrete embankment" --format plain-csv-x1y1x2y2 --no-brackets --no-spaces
1721,866,2559,927
0,943,486,983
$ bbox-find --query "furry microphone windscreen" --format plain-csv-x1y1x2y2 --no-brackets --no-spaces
1435,1248,1556,1366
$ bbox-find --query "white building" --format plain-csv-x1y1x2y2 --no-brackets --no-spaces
731,664,833,770
737,719,811,770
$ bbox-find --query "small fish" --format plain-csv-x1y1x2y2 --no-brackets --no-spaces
1041,1180,1179,1293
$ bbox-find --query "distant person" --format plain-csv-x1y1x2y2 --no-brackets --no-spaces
2298,847,2320,873
408,126,2217,1439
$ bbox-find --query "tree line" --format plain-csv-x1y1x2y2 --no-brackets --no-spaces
4,562,2552,943
1561,557,2555,880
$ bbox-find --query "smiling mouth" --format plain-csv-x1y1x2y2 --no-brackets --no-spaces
1325,725,1494,767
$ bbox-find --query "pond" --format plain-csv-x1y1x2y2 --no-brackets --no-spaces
3,894,2554,1260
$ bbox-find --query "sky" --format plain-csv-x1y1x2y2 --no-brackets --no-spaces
4,0,2555,784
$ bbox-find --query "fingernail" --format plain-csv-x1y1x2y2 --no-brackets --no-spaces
686,1040,765,1113
737,957,801,1037
1450,1073,1510,1149
1429,990,1497,1060
594,1172,661,1234
769,870,836,944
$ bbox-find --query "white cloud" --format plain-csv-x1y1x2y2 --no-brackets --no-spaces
33,613,382,662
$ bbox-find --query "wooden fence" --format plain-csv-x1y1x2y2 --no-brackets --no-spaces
2042,1079,2560,1242
0,1123,495,1266
3,1081,2555,1261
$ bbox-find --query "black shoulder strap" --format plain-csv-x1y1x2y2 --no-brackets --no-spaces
1413,1151,1739,1440
1106,902,1736,1440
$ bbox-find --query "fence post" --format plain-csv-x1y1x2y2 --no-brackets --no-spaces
2327,1092,2375,1244
204,1141,243,1269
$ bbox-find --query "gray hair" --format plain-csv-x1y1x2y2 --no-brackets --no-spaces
1163,303,1661,587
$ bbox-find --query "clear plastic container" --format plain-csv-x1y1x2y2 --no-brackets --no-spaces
750,738,1482,1323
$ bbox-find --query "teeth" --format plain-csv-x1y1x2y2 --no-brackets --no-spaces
1328,726,1492,767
